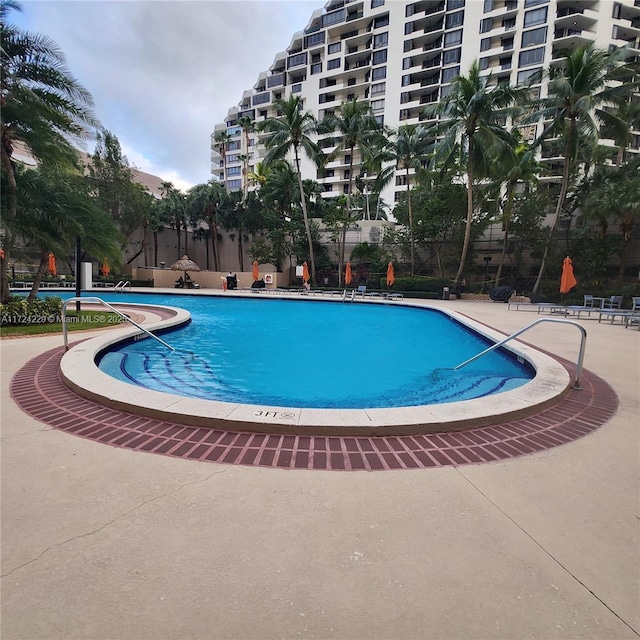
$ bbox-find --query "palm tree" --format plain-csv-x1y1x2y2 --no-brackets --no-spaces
159,182,186,257
424,62,522,283
491,133,540,286
213,129,230,177
186,180,227,271
258,95,324,285
238,115,254,201
7,164,121,301
0,0,97,302
527,43,636,293
320,98,381,285
382,124,432,275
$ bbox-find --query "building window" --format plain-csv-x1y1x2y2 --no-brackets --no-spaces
324,184,333,192
375,114,384,124
371,82,386,95
517,67,542,84
227,179,242,190
371,99,385,111
523,7,547,27
442,65,459,82
226,166,241,177
519,46,545,67
448,0,464,9
521,26,547,47
322,8,345,27
502,36,514,49
226,154,239,163
374,32,388,48
403,57,413,69
287,52,308,68
344,154,351,164
503,17,516,29
443,48,461,65
374,13,389,28
304,32,325,48
480,18,492,33
227,141,240,151
325,169,335,177
267,74,284,88
292,83,302,93
328,42,341,54
311,63,322,74
444,29,463,46
483,0,493,11
327,58,341,70
252,92,270,106
446,11,464,28
480,37,491,51
371,0,385,7
479,57,490,70
524,0,548,6
372,49,387,65
372,66,387,80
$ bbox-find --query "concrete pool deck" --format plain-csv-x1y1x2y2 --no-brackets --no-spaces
1,296,639,639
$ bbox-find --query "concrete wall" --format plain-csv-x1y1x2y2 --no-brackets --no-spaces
134,267,287,290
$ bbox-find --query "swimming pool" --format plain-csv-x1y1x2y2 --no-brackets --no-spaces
51,292,534,409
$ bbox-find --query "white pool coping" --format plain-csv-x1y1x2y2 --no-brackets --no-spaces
59,299,571,436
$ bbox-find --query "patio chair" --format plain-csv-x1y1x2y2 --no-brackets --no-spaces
583,295,598,308
602,295,623,309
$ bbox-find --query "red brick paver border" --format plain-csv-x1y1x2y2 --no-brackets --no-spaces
11,345,617,471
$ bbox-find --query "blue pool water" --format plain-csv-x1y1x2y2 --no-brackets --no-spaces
47,292,534,409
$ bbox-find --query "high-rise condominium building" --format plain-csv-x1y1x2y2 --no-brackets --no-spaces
211,0,640,209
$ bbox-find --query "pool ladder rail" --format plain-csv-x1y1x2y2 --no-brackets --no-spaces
452,317,586,390
114,280,131,292
61,296,174,352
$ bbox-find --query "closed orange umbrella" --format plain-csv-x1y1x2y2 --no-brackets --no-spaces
100,262,110,276
302,261,310,284
252,260,259,281
386,261,395,287
47,253,56,277
345,261,352,285
560,256,577,294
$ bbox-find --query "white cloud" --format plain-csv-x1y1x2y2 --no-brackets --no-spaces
16,0,320,187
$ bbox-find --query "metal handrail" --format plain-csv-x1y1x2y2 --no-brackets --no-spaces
453,317,587,390
61,296,174,352
114,280,131,292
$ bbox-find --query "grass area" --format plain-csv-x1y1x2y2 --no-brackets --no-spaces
1,310,127,337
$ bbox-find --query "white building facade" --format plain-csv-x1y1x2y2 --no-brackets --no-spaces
211,0,640,210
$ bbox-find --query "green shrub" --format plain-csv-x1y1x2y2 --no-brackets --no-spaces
1,296,63,326
385,276,453,293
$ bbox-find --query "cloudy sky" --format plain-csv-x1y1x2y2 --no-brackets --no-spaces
15,0,320,190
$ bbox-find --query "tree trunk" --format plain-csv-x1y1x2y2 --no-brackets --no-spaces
1,145,17,304
532,132,573,294
455,140,474,284
27,251,49,303
406,167,415,275
339,146,356,287
237,226,245,272
294,146,316,285
176,221,182,257
153,231,159,267
208,213,220,272
494,183,515,286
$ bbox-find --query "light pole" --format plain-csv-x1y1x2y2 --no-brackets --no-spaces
482,256,492,293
